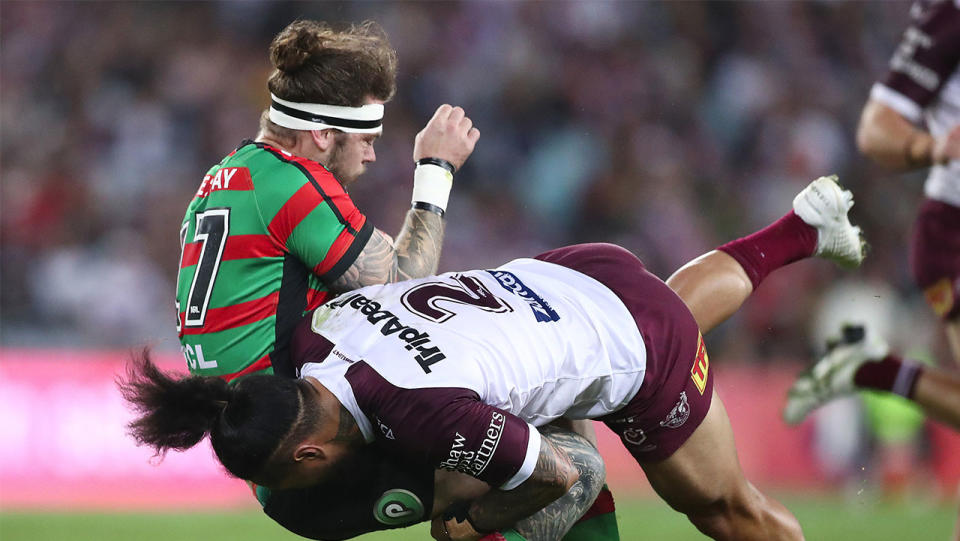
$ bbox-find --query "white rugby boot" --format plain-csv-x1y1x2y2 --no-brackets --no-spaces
783,325,889,425
792,175,866,268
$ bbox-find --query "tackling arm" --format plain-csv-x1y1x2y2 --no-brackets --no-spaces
434,434,579,541
511,423,605,541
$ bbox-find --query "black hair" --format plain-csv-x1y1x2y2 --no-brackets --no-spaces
118,350,302,481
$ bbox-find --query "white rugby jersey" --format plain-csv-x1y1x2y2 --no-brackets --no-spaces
297,257,646,489
869,0,960,206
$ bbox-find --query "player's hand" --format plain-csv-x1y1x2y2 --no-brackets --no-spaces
414,104,480,171
430,516,483,541
932,125,960,165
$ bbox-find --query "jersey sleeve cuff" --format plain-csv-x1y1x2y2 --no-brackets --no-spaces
319,219,374,284
499,423,541,491
870,83,924,124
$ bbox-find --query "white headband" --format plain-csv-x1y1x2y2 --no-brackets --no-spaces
268,94,384,134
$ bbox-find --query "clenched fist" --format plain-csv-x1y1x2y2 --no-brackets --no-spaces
414,104,480,171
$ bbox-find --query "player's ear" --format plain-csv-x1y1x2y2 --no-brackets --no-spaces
293,443,326,462
309,129,337,152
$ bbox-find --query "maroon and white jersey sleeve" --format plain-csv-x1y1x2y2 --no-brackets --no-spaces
301,359,541,490
870,0,960,121
348,362,541,490
870,0,960,206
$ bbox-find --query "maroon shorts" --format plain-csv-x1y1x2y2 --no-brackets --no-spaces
534,243,712,462
910,199,960,321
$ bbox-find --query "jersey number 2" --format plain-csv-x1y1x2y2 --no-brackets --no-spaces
401,275,512,323
179,208,230,328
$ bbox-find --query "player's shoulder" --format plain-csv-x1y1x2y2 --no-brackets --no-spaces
238,140,345,195
911,0,960,26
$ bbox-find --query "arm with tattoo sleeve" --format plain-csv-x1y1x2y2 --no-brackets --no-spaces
438,431,580,540
511,425,606,541
329,208,444,292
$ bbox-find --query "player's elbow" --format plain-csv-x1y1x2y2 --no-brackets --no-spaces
855,117,875,157
855,106,882,159
555,459,580,496
523,458,580,504
856,100,912,168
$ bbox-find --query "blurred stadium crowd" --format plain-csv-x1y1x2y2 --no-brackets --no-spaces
0,1,939,360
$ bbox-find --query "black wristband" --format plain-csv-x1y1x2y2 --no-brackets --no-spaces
412,201,445,217
416,157,456,174
443,503,495,535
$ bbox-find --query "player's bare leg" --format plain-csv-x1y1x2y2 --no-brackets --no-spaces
784,328,960,430
643,176,865,540
913,362,960,430
668,175,865,335
666,251,753,334
641,390,803,541
946,320,960,367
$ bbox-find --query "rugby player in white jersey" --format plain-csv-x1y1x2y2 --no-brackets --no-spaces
123,175,865,541
856,0,960,363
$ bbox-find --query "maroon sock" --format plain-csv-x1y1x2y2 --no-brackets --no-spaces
717,211,818,290
853,354,923,399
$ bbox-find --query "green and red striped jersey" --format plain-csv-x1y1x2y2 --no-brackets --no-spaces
176,140,372,381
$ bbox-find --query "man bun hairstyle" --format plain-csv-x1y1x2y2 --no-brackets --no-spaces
119,351,302,482
268,20,398,106
120,350,231,453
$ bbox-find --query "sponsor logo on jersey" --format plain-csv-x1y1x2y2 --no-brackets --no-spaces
195,167,253,198
924,278,955,317
438,411,505,476
690,333,709,395
660,391,690,429
621,427,657,452
330,348,354,363
375,416,395,440
325,293,446,373
373,489,424,526
485,270,560,323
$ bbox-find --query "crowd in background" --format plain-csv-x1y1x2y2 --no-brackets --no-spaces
0,1,940,364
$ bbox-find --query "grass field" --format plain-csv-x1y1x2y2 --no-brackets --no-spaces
2,495,955,541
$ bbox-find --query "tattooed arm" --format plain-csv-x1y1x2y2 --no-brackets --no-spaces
434,427,580,541
329,208,445,292
512,424,606,541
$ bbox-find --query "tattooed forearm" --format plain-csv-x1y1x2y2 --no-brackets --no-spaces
329,209,444,293
394,209,445,281
463,431,579,535
330,229,398,292
513,425,606,541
